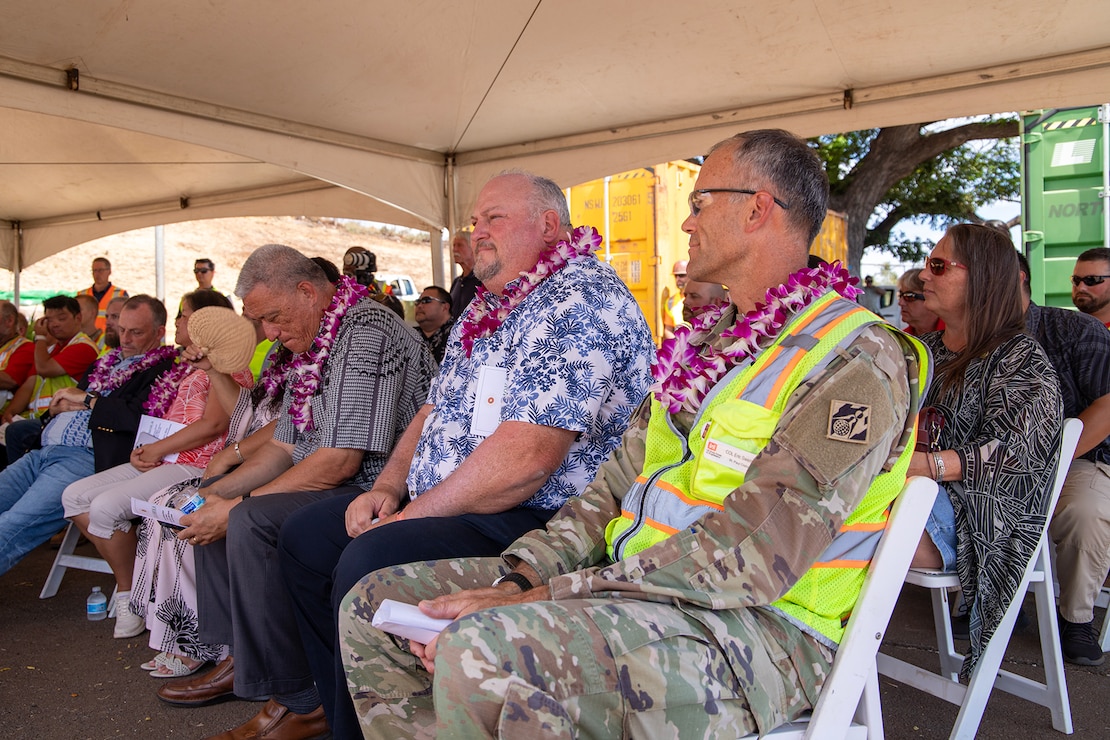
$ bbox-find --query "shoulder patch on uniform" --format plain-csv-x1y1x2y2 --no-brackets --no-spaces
827,400,871,444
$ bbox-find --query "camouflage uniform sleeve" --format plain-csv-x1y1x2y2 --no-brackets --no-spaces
503,399,652,581
544,325,914,609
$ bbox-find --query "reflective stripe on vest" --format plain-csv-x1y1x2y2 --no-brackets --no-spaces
80,286,127,332
29,333,99,414
605,291,930,644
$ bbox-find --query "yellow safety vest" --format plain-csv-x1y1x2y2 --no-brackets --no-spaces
605,291,930,644
29,333,99,415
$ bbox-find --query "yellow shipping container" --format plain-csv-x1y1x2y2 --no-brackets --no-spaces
568,163,848,342
811,209,849,267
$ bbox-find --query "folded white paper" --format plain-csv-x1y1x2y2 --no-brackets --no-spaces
371,599,452,644
134,414,188,463
131,497,184,527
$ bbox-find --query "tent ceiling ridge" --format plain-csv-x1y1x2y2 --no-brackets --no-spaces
853,44,1110,106
0,54,447,167
20,178,335,230
456,92,845,165
457,45,1110,166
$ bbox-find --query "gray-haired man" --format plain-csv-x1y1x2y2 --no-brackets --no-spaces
160,245,436,740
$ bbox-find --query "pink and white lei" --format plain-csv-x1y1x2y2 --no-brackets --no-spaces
85,345,179,395
287,276,369,432
651,262,861,415
459,225,601,357
143,359,195,417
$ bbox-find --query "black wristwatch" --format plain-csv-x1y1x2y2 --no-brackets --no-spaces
83,391,99,409
492,571,533,593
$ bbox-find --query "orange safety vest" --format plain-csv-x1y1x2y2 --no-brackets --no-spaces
78,284,128,333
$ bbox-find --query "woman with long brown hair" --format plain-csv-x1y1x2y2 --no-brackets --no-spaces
909,223,1063,670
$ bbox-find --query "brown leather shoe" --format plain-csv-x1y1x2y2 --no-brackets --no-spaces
204,700,330,740
157,655,236,707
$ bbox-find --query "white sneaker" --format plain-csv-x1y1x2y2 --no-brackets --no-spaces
113,591,146,639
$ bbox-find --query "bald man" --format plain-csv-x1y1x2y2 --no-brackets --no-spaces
681,280,729,324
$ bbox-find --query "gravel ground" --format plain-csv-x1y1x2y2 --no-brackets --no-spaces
2,537,1108,739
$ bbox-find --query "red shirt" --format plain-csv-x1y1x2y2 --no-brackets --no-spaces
0,340,35,386
50,335,99,381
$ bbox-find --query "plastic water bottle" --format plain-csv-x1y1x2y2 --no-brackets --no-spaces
87,586,107,621
169,489,206,514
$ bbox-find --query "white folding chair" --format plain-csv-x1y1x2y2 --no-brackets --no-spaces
1097,587,1110,653
877,417,1083,739
39,521,117,617
739,476,938,739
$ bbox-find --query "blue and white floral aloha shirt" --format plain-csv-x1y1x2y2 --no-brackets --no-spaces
407,255,654,510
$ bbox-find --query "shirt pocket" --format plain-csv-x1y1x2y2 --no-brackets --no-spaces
689,399,781,506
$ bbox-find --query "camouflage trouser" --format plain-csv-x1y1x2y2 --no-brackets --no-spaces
339,559,833,739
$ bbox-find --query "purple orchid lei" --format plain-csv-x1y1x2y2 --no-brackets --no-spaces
258,348,294,400
85,345,179,395
459,225,601,357
143,360,195,417
286,275,369,432
651,261,861,415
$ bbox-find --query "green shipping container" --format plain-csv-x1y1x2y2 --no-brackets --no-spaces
1021,104,1110,307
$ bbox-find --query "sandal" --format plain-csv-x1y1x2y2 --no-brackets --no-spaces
150,655,205,679
140,652,169,671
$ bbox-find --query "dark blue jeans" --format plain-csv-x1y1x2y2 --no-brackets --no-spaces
278,494,553,740
5,417,43,465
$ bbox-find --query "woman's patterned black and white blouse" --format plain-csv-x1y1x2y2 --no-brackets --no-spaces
921,331,1063,675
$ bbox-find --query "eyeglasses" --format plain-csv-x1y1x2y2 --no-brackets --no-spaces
415,296,447,305
1071,275,1110,287
193,268,211,275
926,257,968,276
899,291,926,302
688,188,791,217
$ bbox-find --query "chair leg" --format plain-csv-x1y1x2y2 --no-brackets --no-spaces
39,523,80,599
855,665,885,740
40,521,118,619
1098,586,1110,653
949,608,1018,740
929,585,962,681
1031,576,1074,734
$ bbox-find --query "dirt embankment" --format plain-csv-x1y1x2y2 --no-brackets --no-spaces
2,216,438,310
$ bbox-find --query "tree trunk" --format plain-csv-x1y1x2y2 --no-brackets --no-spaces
827,120,1018,273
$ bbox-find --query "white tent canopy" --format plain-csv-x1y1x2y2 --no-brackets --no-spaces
2,0,1108,273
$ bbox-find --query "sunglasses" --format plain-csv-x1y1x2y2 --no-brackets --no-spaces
1071,275,1110,287
926,257,968,276
193,268,211,274
899,291,926,302
415,296,447,305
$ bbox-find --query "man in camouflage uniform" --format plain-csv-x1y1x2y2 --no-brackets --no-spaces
338,129,928,738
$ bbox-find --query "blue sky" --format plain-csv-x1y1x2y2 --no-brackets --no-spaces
860,200,1021,282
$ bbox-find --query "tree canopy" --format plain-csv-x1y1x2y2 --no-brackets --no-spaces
811,118,1020,272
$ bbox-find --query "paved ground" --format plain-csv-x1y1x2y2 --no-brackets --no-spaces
1,538,1107,739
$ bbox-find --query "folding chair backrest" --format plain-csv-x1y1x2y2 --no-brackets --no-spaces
877,417,1083,739
800,476,938,738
